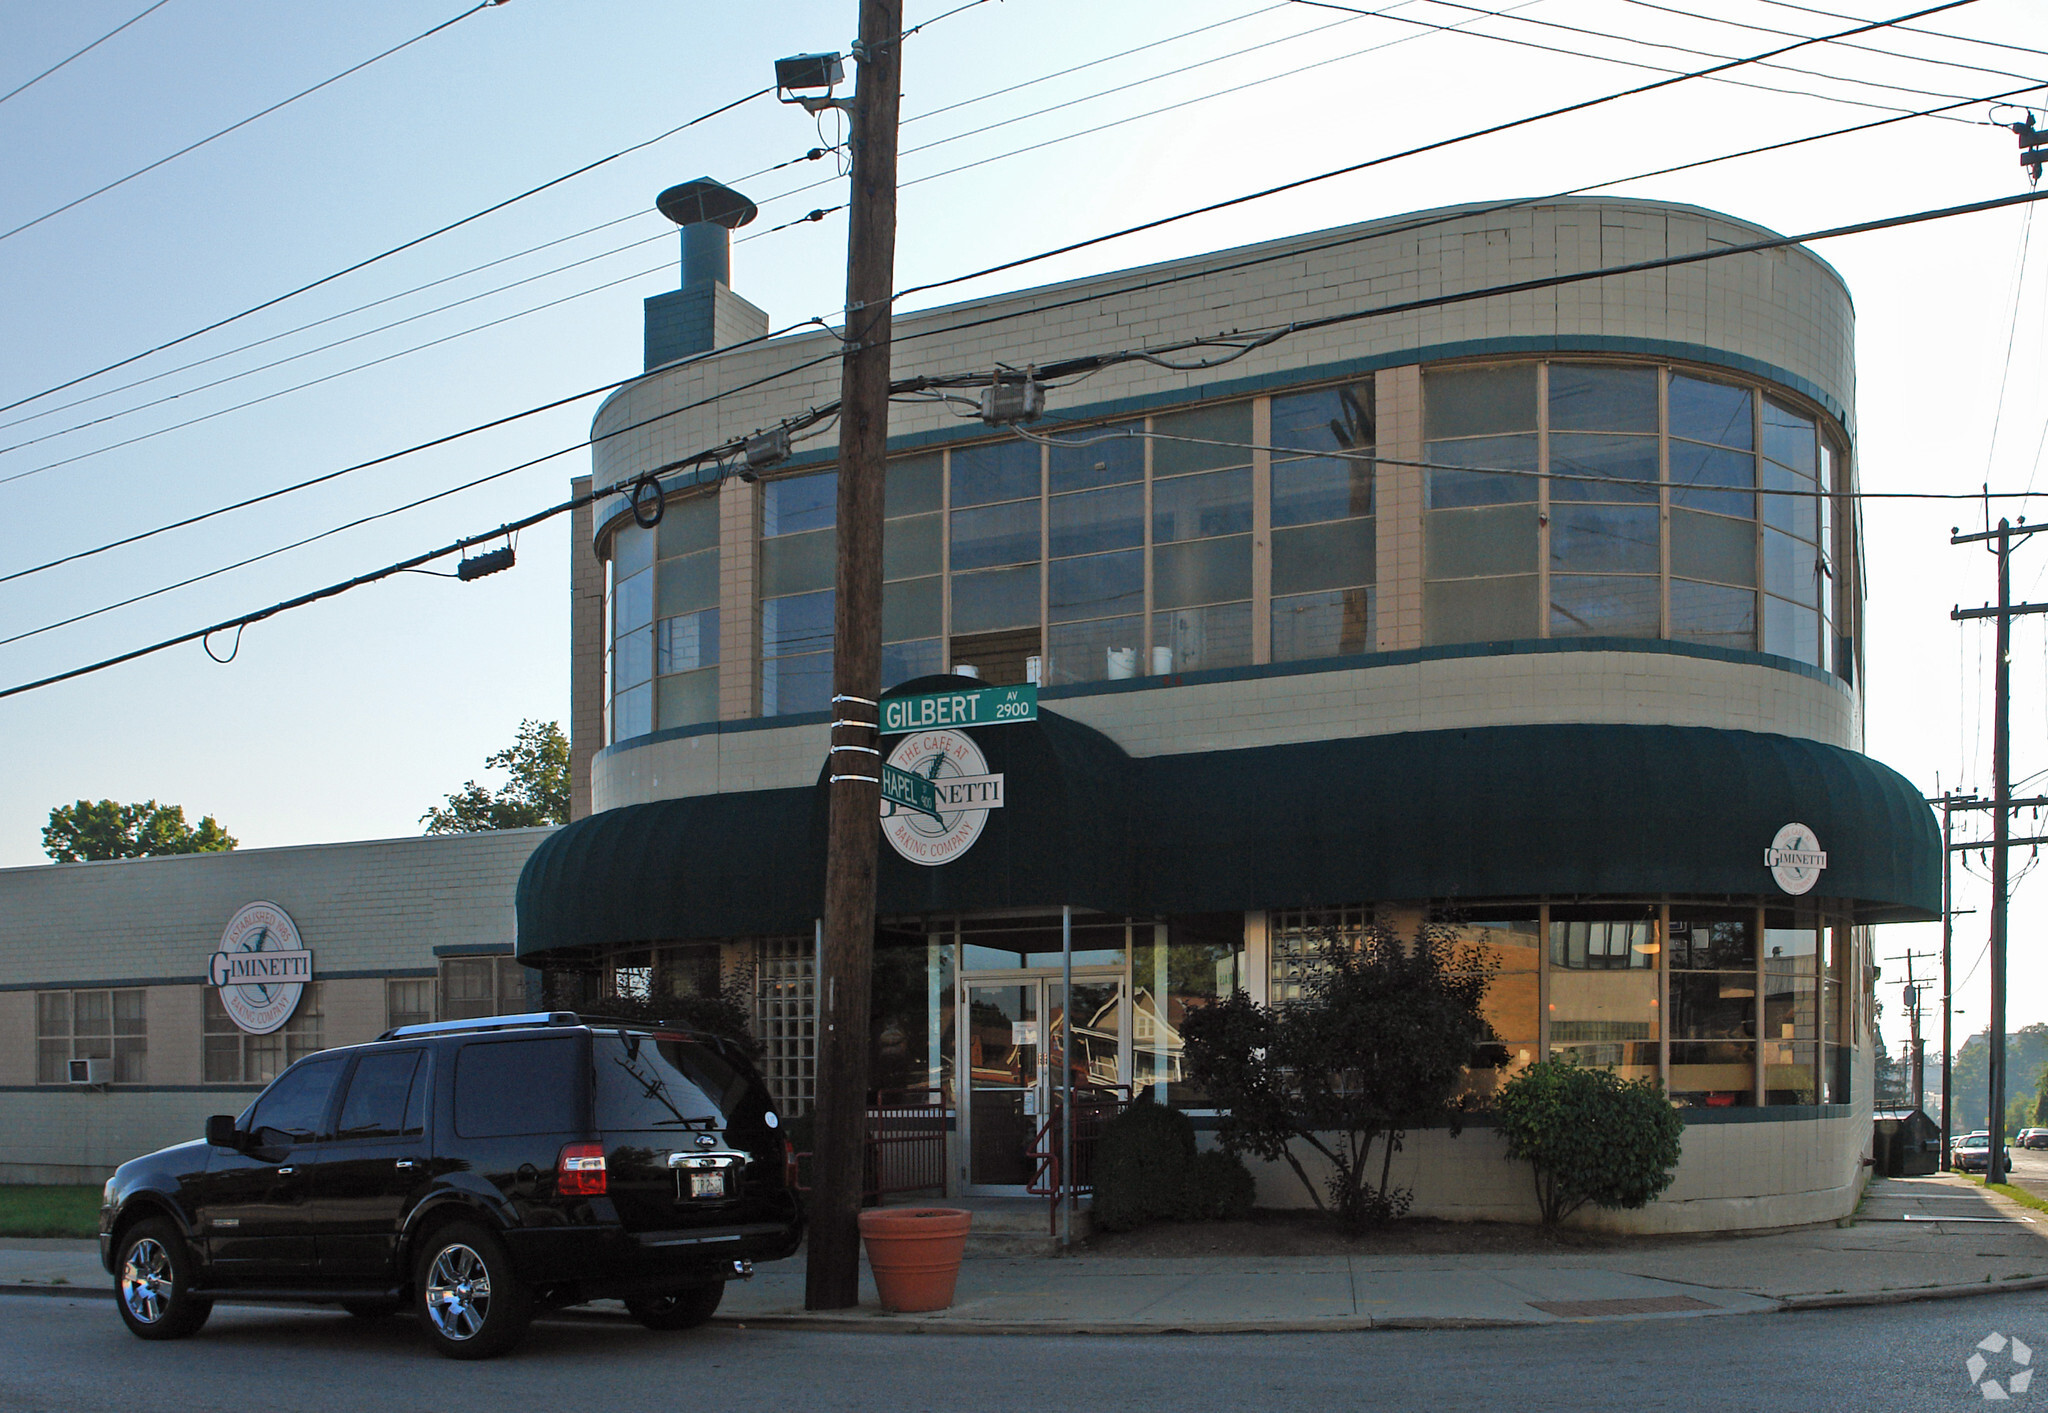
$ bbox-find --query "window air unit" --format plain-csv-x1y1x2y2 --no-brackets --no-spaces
68,1057,112,1086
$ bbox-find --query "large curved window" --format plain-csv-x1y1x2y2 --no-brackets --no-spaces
607,491,721,742
1422,360,1845,671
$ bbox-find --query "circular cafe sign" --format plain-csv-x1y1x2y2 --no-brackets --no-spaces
879,728,1005,867
208,902,314,1035
1764,823,1828,896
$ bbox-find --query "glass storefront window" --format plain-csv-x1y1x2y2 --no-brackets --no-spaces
1130,914,1246,1105
760,471,838,716
1764,916,1820,1104
1547,906,1659,1083
1668,909,1757,1107
1434,908,1539,1100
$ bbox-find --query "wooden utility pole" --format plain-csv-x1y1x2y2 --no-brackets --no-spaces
807,0,903,1311
1951,518,2048,1187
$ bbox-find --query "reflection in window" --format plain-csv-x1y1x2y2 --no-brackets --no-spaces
1272,384,1375,662
1417,361,1850,674
1547,908,1659,1084
1131,915,1245,1106
1152,404,1253,674
1424,366,1539,645
761,472,837,716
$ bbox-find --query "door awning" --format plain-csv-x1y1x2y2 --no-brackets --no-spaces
515,717,1938,960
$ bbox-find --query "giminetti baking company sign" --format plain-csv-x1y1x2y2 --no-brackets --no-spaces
879,728,1006,866
1765,823,1828,896
209,902,313,1035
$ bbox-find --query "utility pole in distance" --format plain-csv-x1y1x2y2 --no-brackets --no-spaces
1928,790,1981,1168
807,0,904,1312
1883,949,1938,1112
1951,518,2048,1186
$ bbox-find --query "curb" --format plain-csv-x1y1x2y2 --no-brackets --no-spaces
1775,1274,2048,1312
8,1276,2045,1328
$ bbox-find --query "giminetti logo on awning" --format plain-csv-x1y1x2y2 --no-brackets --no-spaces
1764,823,1828,895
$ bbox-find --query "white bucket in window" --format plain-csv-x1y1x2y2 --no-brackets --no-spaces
1105,647,1137,680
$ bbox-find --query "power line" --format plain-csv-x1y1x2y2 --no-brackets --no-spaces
0,244,678,481
1750,0,2048,62
1,1,504,244
11,67,2033,593
2,4,2012,578
0,0,175,108
890,0,1983,308
0,83,771,419
0,333,833,587
13,181,2048,679
1618,0,2048,85
0,0,1003,420
1409,0,1997,113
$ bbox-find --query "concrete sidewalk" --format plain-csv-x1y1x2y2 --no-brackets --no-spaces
10,1175,2045,1334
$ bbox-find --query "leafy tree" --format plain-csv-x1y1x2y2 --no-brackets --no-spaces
1947,1024,2048,1131
421,719,569,834
1180,919,1497,1228
1494,1059,1685,1225
42,799,236,862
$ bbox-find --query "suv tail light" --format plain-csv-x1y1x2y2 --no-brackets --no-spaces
783,1137,798,1189
557,1142,607,1196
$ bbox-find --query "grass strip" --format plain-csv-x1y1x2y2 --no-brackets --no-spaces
0,1185,102,1239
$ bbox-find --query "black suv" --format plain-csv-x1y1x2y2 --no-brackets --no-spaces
98,1012,803,1358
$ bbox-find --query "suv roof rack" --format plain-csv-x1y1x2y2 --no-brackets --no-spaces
377,1010,583,1042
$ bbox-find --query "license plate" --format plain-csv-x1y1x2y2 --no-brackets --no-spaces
689,1171,726,1199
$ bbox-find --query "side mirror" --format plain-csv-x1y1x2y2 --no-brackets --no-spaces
205,1115,241,1149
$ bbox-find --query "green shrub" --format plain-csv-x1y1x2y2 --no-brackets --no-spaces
1089,1096,1256,1231
1183,1149,1256,1222
1091,1097,1196,1232
1493,1059,1684,1225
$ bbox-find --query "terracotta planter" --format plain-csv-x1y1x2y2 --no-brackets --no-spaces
857,1207,972,1312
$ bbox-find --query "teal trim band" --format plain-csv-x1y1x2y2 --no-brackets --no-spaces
597,337,1852,545
431,944,513,958
597,636,1848,764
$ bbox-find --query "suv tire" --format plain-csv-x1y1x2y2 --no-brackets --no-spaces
114,1218,213,1341
625,1281,724,1331
413,1222,532,1360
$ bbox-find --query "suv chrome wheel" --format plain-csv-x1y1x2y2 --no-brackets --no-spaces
412,1222,531,1360
121,1238,172,1324
425,1243,491,1340
113,1218,212,1341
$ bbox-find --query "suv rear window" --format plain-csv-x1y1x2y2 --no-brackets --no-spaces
595,1034,733,1131
455,1036,583,1138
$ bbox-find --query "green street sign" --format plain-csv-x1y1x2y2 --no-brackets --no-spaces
881,763,941,822
881,683,1037,733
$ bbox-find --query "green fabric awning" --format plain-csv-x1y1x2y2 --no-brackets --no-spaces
516,716,1938,960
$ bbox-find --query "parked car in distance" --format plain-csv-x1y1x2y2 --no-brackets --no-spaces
99,1012,802,1358
1951,1132,2012,1174
2017,1127,2048,1151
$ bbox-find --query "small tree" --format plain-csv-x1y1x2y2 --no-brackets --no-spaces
1181,919,1497,1228
1493,1059,1684,1225
43,799,236,862
422,719,570,833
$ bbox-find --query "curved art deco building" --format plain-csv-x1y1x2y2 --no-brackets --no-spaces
521,197,1939,1231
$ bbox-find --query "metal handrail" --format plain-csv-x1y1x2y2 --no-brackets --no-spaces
1026,1084,1130,1234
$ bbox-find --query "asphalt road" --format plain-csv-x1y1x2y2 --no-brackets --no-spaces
2001,1144,2048,1202
3,1288,2045,1412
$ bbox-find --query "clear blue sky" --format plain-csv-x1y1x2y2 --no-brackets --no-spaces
1,0,2045,1057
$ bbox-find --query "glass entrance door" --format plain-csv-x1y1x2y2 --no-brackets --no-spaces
962,973,1127,1192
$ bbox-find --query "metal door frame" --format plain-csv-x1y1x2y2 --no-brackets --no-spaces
957,966,1128,1195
